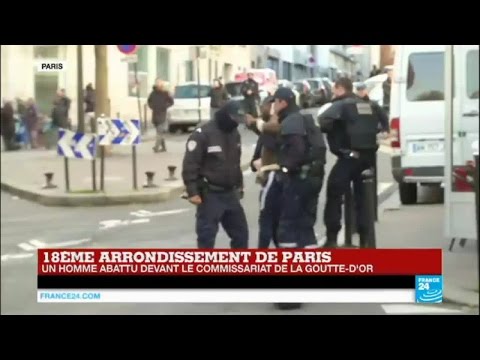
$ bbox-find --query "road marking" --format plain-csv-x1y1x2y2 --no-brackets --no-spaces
47,238,92,247
18,242,37,251
12,196,19,200
130,209,190,218
381,304,463,314
29,239,47,248
1,253,35,262
99,218,151,230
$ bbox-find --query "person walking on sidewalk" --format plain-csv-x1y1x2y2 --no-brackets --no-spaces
24,98,40,149
84,83,96,132
209,79,229,120
1,100,20,151
148,78,174,153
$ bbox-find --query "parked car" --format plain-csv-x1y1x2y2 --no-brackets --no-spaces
167,82,211,133
293,80,314,108
304,78,328,105
320,77,334,101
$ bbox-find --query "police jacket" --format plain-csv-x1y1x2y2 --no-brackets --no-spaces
318,94,379,157
182,112,243,197
278,103,309,172
360,94,389,132
241,79,259,101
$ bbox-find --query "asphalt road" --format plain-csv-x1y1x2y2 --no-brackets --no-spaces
1,107,474,315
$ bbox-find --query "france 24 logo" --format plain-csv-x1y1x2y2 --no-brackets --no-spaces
415,275,443,303
37,61,66,72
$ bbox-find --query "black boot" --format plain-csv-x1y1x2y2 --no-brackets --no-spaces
323,231,338,248
274,303,303,310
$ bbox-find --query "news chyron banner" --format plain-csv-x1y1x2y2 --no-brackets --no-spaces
37,249,443,304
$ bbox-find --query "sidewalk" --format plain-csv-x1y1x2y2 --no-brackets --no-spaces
1,137,254,207
376,197,479,307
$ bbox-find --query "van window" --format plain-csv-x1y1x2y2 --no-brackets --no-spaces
174,85,211,99
466,50,479,99
406,52,444,101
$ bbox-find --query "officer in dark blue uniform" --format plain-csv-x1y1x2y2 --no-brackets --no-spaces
272,88,326,249
318,78,380,247
181,100,249,249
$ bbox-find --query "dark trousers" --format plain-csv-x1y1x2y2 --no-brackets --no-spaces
258,171,282,248
196,191,249,249
243,98,258,118
277,174,323,248
324,156,374,235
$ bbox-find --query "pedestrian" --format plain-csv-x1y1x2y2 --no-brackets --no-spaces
57,89,71,128
318,77,381,248
181,100,248,249
148,78,174,153
370,65,380,78
241,71,260,118
24,98,40,149
1,100,20,151
249,96,282,249
84,83,96,132
209,79,229,120
51,94,70,130
382,66,393,116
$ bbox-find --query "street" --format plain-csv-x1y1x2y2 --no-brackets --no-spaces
0,107,476,315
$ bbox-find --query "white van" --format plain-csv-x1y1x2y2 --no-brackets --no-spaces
390,45,479,204
167,82,211,133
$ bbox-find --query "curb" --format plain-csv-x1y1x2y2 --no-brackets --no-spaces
443,286,479,308
0,162,252,207
378,182,398,204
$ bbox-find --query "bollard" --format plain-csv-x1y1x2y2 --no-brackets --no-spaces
360,168,376,248
343,185,356,248
43,172,58,189
143,171,158,188
165,165,178,181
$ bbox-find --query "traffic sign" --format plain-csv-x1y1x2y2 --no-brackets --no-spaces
117,45,138,55
98,118,141,146
57,129,97,160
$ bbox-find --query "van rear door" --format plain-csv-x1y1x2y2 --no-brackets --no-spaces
455,45,479,167
400,45,446,168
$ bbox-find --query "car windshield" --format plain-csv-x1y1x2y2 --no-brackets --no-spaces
174,85,211,99
293,83,304,92
225,82,243,97
306,80,320,90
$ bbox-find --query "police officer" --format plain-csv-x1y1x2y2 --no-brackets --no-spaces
355,82,389,134
182,100,249,249
250,96,282,249
255,88,326,249
241,72,260,118
318,77,380,248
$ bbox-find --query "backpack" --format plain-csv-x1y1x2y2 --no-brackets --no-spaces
302,113,327,166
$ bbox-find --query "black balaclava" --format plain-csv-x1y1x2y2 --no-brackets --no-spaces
215,101,245,133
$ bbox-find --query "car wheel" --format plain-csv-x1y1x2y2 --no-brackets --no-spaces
399,182,417,205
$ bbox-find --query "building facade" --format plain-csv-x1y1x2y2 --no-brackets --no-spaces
1,45,250,127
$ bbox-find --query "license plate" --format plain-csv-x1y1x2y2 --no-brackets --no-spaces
410,141,444,154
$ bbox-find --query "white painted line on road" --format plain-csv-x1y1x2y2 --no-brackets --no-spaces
130,219,151,224
12,196,19,200
130,209,190,218
1,253,34,262
381,304,462,314
18,242,36,251
29,239,47,248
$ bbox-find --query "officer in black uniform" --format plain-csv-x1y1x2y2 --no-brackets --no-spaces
318,77,380,248
355,82,389,134
273,87,326,249
181,100,249,249
241,72,260,118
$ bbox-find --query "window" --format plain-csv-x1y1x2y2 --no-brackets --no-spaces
267,57,279,75
282,62,292,80
156,47,170,82
128,46,149,98
174,84,211,99
34,73,59,116
466,50,479,99
185,61,194,82
34,46,59,59
406,52,444,101
251,61,255,69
